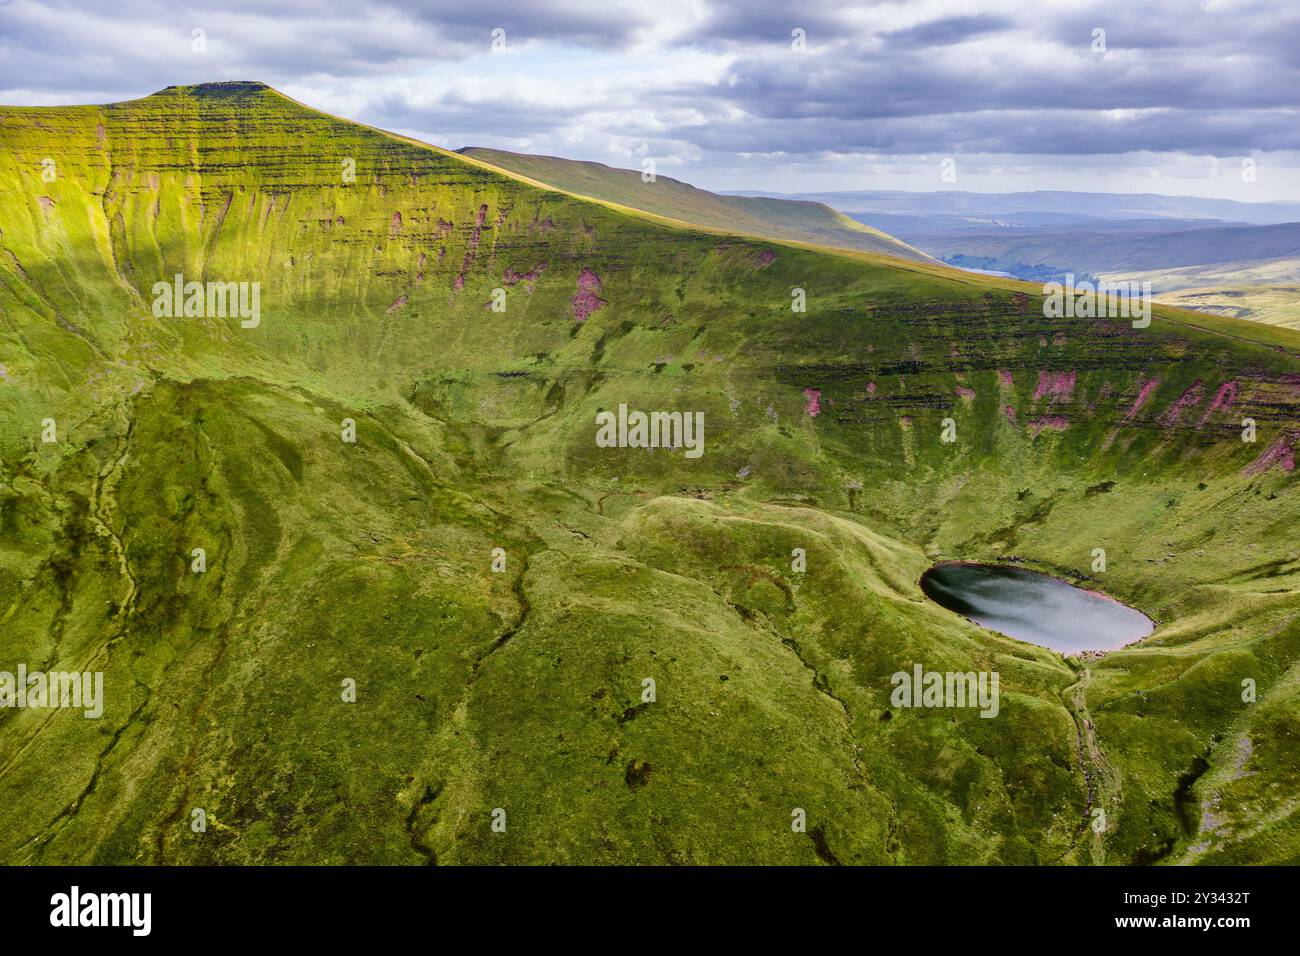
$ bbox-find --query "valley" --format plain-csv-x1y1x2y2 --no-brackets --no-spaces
0,81,1296,866
730,188,1300,332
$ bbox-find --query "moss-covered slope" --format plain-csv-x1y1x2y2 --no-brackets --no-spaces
0,81,1296,864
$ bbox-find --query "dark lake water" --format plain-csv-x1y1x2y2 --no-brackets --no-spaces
920,562,1154,653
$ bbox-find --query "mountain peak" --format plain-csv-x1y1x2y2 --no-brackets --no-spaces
157,80,272,97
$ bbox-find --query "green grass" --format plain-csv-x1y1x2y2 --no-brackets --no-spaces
1153,283,1300,331
458,145,932,263
0,81,1297,864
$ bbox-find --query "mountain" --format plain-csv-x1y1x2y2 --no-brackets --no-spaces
457,146,932,262
924,220,1300,333
729,189,1300,226
733,190,1300,331
1,81,1298,866
889,221,1300,274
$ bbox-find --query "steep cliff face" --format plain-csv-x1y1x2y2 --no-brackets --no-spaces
0,83,1296,865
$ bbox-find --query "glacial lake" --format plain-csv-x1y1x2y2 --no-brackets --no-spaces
920,562,1155,653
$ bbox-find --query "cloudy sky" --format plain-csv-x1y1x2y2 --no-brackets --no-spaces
3,0,1299,199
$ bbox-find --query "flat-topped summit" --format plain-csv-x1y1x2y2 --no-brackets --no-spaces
155,80,273,97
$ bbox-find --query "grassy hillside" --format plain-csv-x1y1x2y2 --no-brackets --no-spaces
0,81,1297,865
911,222,1300,276
865,217,1300,330
1152,283,1300,331
458,146,931,263
1105,257,1300,331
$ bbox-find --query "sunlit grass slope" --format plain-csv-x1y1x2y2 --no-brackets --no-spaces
0,81,1296,864
458,145,933,263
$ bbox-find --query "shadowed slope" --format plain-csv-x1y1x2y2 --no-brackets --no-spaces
0,81,1297,865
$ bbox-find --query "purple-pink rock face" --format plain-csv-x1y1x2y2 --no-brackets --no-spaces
1028,416,1069,437
803,387,821,417
449,205,492,292
1160,381,1206,427
755,250,777,267
504,260,548,291
1126,378,1161,419
570,268,606,323
1200,381,1238,424
1033,369,1076,401
1244,432,1297,476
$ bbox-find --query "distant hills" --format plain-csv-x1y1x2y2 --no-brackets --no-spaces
727,188,1300,226
2,81,1298,866
901,221,1300,275
723,189,1300,329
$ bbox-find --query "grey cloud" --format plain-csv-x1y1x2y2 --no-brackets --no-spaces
676,108,1300,157
392,0,659,47
882,14,1013,48
681,0,857,46
2,0,1298,183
